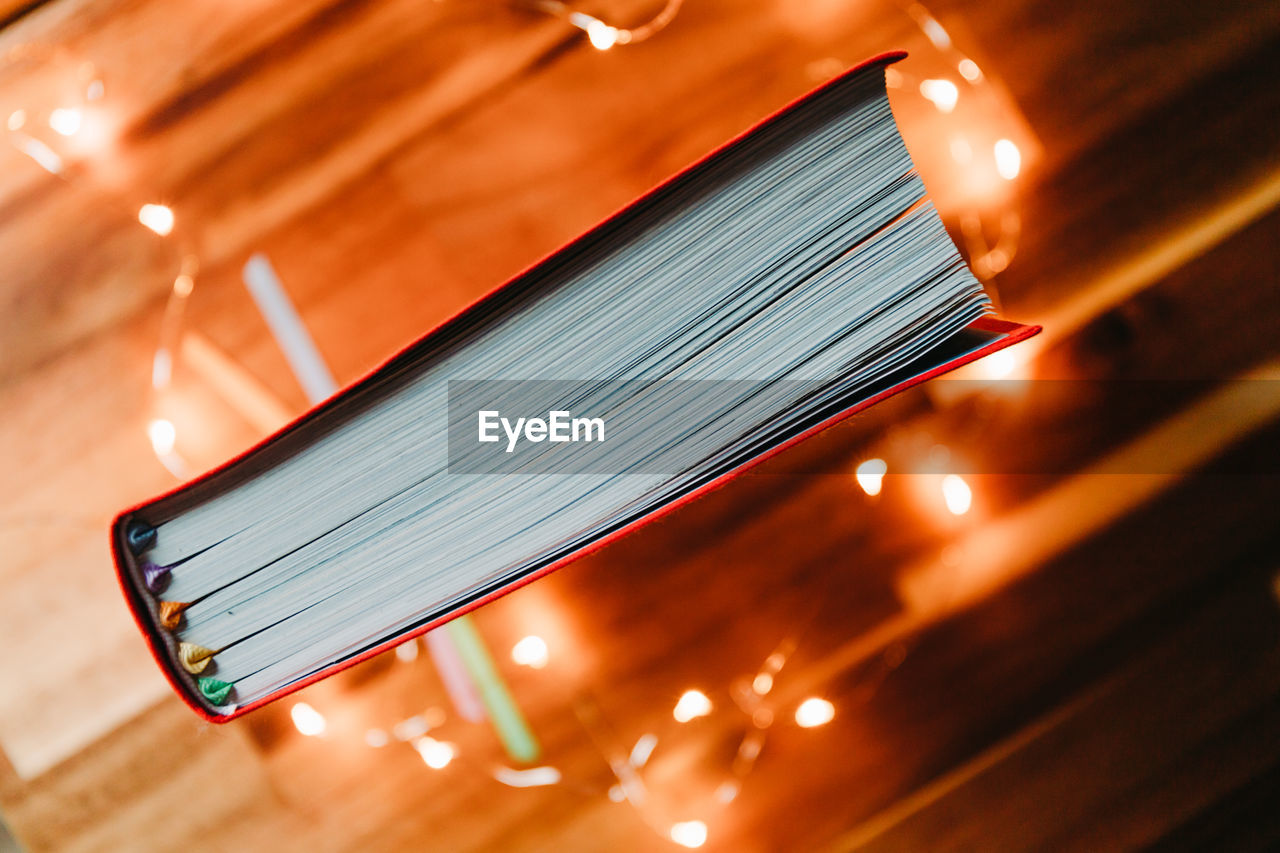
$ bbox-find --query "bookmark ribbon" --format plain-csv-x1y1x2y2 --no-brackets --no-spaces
142,561,171,593
198,677,233,705
158,601,191,631
179,642,217,674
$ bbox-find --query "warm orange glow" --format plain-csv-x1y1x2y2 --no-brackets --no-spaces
7,109,25,131
795,697,835,727
673,689,712,722
752,672,773,694
856,458,887,496
942,474,973,515
976,348,1017,380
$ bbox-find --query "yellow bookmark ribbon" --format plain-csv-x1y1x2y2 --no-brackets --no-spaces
178,642,217,674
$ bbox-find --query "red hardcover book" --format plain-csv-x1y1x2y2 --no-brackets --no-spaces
111,52,1040,722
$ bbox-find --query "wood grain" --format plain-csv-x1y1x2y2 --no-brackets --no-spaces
1,0,1278,850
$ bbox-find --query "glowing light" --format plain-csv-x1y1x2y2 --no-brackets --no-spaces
413,736,455,769
949,137,972,165
586,19,619,50
629,733,658,767
395,638,420,662
751,707,774,728
290,702,327,736
511,635,549,668
919,16,951,49
883,67,903,89
607,784,626,803
670,821,707,848
138,203,175,236
855,458,887,496
919,79,959,113
985,248,1011,273
365,728,390,747
752,673,773,694
978,348,1017,380
673,689,712,722
715,781,739,803
942,474,973,515
152,348,172,389
48,107,82,136
795,697,835,728
958,58,983,81
7,109,25,130
86,79,105,101
994,139,1022,180
173,274,194,297
392,715,430,741
147,418,176,456
494,765,562,787
13,136,63,173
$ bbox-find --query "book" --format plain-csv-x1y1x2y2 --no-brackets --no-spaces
111,52,1039,721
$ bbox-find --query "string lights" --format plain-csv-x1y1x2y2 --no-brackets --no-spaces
520,0,685,51
5,6,1037,847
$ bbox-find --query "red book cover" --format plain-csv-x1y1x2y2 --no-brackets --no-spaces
110,51,1041,722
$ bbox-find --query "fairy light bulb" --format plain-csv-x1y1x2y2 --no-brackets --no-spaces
586,19,619,49
919,79,959,113
673,689,712,722
994,139,1022,180
48,107,82,136
147,418,176,456
855,458,887,496
394,638,420,662
413,736,455,769
941,474,972,515
511,635,549,668
795,697,835,728
290,702,327,736
670,821,707,848
138,203,175,236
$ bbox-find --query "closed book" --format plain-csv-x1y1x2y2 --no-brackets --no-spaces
111,51,1040,721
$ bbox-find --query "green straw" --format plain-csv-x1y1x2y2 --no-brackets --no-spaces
445,615,540,763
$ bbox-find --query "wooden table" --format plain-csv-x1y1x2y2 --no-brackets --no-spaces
1,0,1278,850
